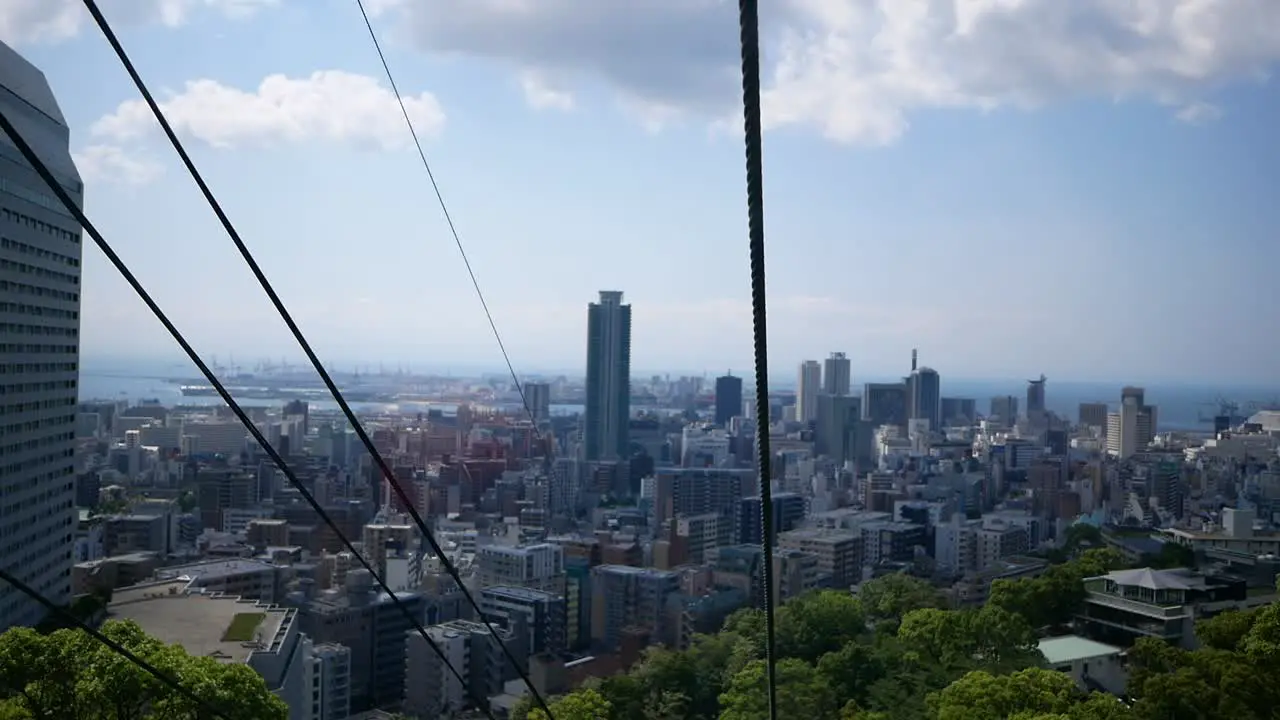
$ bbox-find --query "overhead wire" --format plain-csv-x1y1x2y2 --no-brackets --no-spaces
0,567,232,720
350,0,545,444
736,1,781,719
0,107,496,720
78,1,556,716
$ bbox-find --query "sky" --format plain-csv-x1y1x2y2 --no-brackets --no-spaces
2,0,1279,385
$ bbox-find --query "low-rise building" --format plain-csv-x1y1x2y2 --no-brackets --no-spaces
1075,567,1248,649
1038,635,1127,696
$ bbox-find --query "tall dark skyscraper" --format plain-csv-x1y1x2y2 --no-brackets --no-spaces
0,42,83,630
584,291,631,460
906,350,942,431
714,374,743,425
1027,374,1047,418
524,381,552,422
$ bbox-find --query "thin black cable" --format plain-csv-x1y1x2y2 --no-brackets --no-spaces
0,110,495,720
736,1,780,719
0,568,231,719
79,2,555,715
351,0,543,441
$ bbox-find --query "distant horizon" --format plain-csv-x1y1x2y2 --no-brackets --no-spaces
78,354,1280,395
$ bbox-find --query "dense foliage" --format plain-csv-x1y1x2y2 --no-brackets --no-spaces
518,547,1280,720
0,620,288,719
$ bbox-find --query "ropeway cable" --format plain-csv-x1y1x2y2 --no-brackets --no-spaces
350,0,547,447
735,1,781,719
0,567,232,720
0,108,497,720
79,1,556,715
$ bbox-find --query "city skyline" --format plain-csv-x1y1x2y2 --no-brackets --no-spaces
1,3,1277,384
5,7,1280,719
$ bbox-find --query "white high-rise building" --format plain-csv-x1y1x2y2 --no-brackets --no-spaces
797,360,822,423
0,41,83,630
823,352,851,396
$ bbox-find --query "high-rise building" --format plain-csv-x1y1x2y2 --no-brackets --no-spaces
796,360,821,423
584,291,631,461
822,352,851,396
523,381,551,422
1107,386,1157,458
1027,375,1047,419
863,382,908,428
907,365,942,432
714,374,743,425
0,42,83,630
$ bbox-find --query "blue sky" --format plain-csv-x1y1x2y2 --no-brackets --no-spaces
3,0,1279,384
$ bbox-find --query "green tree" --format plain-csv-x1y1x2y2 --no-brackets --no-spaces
177,491,197,514
1126,636,1279,719
776,590,867,662
1195,608,1258,651
858,574,945,629
989,549,1126,629
0,621,287,720
927,668,1133,720
719,658,838,720
528,688,611,720
898,606,1037,669
816,641,887,710
1137,542,1195,570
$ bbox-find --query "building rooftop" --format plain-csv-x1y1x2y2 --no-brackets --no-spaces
155,558,275,582
1101,567,1205,591
107,582,289,664
1038,635,1124,665
482,585,558,602
780,528,860,542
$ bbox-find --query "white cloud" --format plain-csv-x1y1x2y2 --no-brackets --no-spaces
519,71,574,111
1175,101,1224,125
0,0,276,45
90,71,445,150
72,144,165,186
374,0,1280,144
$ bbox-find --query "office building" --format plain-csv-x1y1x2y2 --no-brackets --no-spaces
863,382,908,428
523,381,552,422
584,291,631,460
1027,375,1047,417
907,362,942,432
796,360,821,423
714,374,743,425
0,41,83,630
479,585,568,656
822,352,851,396
1078,402,1109,430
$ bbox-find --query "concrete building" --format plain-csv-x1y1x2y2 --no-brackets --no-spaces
107,581,345,720
1075,566,1249,649
477,543,565,595
583,291,631,461
823,352,851,396
796,360,822,423
590,565,680,650
403,619,514,718
1038,635,1127,696
778,529,863,590
0,39,83,630
479,585,568,657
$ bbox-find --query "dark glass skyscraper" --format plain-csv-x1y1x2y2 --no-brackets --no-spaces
0,41,83,630
1027,374,1047,418
584,291,631,460
908,366,942,431
714,374,742,425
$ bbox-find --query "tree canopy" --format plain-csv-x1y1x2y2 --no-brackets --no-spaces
511,548,1280,720
0,620,288,719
